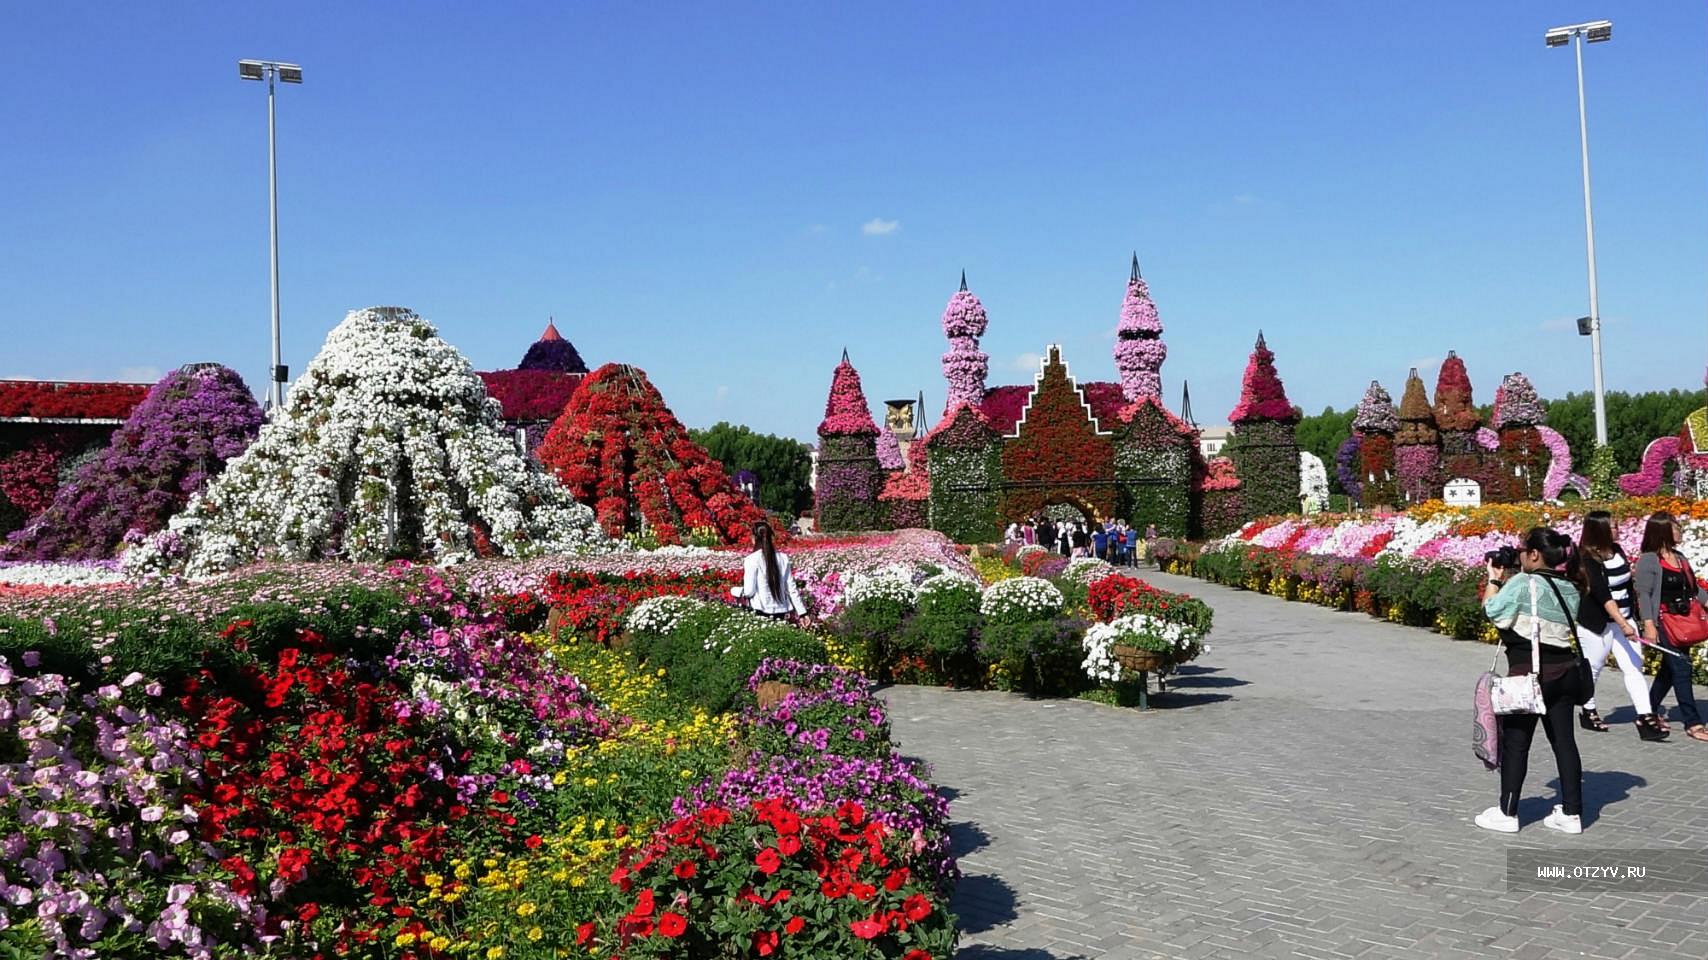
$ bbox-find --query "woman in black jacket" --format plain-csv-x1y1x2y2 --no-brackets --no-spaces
1574,511,1666,740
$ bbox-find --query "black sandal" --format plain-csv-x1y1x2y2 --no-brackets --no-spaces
1637,714,1670,741
1579,709,1610,732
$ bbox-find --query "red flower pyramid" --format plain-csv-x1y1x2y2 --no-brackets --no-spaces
537,363,772,546
1227,332,1298,424
818,354,880,437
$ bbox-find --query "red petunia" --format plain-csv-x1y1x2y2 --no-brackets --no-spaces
658,912,687,938
576,922,595,946
673,860,697,879
754,930,780,956
784,916,805,935
904,951,932,960
524,834,542,850
631,888,656,918
850,917,885,940
755,847,782,875
903,893,932,922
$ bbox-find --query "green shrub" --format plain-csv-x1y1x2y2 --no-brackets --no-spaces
978,616,1087,696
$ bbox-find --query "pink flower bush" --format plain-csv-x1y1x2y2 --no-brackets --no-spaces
1353,381,1398,434
1395,445,1440,503
1489,372,1544,429
875,428,904,470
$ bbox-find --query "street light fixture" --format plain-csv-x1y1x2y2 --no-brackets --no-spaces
237,59,303,411
1544,19,1612,447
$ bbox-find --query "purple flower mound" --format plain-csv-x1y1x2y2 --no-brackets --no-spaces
1115,276,1167,403
1489,372,1544,429
1336,435,1364,503
876,428,904,470
941,289,989,340
1353,381,1398,434
518,336,589,374
3,365,263,561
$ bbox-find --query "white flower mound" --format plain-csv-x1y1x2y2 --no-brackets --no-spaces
844,568,920,608
978,576,1063,621
126,307,606,576
0,562,126,588
624,595,708,636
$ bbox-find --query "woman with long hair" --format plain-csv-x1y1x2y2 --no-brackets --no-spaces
1476,527,1586,834
1573,511,1667,739
731,521,808,620
1633,512,1708,743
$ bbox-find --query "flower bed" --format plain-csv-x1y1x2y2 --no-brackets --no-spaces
0,553,961,959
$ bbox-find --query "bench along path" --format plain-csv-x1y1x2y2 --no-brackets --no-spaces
882,570,1708,960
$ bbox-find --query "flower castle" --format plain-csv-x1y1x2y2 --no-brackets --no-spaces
815,258,1211,538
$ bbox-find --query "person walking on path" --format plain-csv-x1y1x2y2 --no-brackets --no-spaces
1091,524,1108,563
730,522,808,620
1476,527,1586,835
1633,512,1708,743
1574,511,1667,740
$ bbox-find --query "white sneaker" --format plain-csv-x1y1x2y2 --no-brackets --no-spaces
1543,805,1583,834
1475,806,1519,833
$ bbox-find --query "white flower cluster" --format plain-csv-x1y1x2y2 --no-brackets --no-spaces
0,562,126,588
124,307,608,577
978,576,1063,621
702,608,778,655
844,568,919,608
1377,516,1450,559
916,571,981,598
624,595,707,637
410,673,503,746
1299,451,1330,514
1061,557,1117,586
1080,613,1206,683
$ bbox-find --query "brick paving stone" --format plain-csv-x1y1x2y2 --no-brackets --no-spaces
884,570,1708,959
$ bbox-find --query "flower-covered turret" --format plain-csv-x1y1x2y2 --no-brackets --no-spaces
815,351,884,530
1492,372,1546,501
1489,372,1543,429
1353,380,1399,508
518,317,589,374
1396,369,1437,446
1394,367,1440,502
1113,254,1167,403
1226,332,1300,520
1433,351,1494,496
1432,351,1478,432
941,272,991,415
1228,332,1298,425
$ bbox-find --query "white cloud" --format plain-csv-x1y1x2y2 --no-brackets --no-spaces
806,224,828,235
861,218,900,236
1013,352,1042,373
117,366,162,383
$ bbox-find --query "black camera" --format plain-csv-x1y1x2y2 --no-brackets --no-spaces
1485,545,1521,570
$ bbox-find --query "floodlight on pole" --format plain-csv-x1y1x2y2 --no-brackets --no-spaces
1544,20,1611,447
237,59,303,412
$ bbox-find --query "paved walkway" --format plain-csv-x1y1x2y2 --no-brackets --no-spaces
882,570,1708,960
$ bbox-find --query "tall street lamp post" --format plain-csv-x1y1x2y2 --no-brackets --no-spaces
238,59,303,411
1545,20,1612,446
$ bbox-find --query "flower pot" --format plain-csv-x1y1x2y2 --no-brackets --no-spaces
755,681,798,710
544,605,571,638
1111,644,1169,674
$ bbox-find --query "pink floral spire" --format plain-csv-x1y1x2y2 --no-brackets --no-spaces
1228,331,1298,424
1113,253,1167,403
1490,372,1544,429
941,271,990,415
817,350,880,437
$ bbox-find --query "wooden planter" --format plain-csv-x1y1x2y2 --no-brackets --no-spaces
755,681,798,709
1111,644,1169,674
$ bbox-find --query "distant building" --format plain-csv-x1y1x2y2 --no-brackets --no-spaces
1199,425,1234,458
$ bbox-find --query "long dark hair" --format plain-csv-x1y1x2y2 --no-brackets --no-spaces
1523,526,1575,571
1577,510,1618,562
752,522,783,599
1640,512,1678,556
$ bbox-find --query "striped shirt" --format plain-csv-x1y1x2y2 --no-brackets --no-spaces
1601,552,1634,620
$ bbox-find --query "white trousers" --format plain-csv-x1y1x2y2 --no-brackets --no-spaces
1578,622,1650,714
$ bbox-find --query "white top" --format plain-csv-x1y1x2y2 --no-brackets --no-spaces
732,550,808,616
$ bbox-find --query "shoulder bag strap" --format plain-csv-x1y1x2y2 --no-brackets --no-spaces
1527,576,1542,675
1540,574,1586,659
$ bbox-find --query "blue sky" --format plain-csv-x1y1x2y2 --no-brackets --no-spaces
2,1,1704,441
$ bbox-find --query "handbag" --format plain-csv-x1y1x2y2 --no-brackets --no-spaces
1657,555,1708,647
1486,578,1548,715
1472,670,1501,769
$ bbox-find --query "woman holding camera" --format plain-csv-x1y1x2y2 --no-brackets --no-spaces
1633,512,1708,743
1575,510,1668,740
1476,528,1585,835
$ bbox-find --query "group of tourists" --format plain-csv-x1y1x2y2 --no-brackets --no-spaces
1003,516,1157,565
1475,510,1706,836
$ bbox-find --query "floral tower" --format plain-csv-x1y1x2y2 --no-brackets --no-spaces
126,307,606,575
1491,372,1545,502
940,272,990,417
1353,380,1399,508
815,350,885,531
537,363,775,546
2,364,263,561
1114,254,1167,403
1394,368,1440,502
1227,332,1300,519
518,317,589,374
1433,351,1492,495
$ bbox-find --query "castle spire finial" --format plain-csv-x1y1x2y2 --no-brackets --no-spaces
959,269,968,292
1256,329,1267,350
841,347,850,364
1130,252,1140,281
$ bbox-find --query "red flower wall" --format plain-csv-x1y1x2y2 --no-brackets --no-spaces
999,348,1114,520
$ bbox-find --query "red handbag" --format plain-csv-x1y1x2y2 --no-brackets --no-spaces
1659,557,1708,647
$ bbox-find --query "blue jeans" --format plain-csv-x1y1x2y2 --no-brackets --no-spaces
1650,629,1703,728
